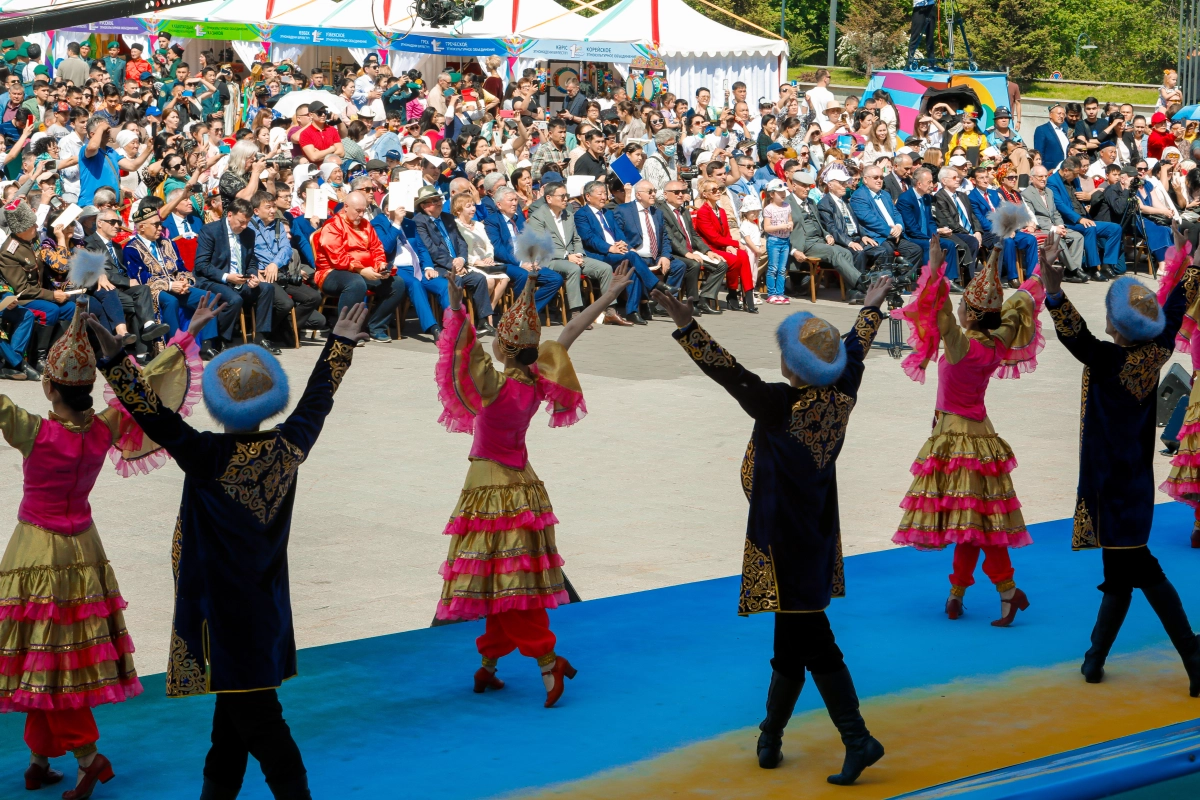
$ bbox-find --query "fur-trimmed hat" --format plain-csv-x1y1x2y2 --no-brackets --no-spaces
1106,276,1165,342
776,312,847,387
202,345,290,431
5,200,36,234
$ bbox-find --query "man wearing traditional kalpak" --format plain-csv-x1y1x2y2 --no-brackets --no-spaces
433,231,629,708
0,251,202,799
1042,231,1200,694
1155,241,1200,546
890,208,1045,627
649,277,890,786
90,296,369,800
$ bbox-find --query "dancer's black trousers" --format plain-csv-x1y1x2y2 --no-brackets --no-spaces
772,611,847,681
1099,546,1167,596
203,690,306,791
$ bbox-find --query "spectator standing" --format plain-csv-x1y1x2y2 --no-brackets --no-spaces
761,179,793,304
1033,103,1070,171
57,42,89,87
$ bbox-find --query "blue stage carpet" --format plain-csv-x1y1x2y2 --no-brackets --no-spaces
3,503,1200,799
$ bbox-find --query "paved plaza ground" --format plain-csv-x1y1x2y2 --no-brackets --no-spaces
0,274,1189,676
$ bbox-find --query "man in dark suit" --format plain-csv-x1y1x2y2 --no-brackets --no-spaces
883,152,913,203
896,167,963,290
412,185,495,335
847,163,925,270
193,197,281,353
526,180,615,322
968,165,1040,286
931,166,983,281
612,180,675,324
574,179,651,324
84,213,166,357
1047,156,1125,281
1033,103,1070,171
657,179,726,314
482,187,564,314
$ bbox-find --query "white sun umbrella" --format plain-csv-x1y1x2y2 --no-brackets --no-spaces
271,90,351,120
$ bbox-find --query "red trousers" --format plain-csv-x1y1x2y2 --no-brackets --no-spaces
950,544,1014,590
713,248,754,291
24,708,98,758
476,609,556,666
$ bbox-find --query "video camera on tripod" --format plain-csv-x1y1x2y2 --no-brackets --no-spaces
862,250,919,310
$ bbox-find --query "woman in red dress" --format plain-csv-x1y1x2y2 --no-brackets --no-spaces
693,178,757,313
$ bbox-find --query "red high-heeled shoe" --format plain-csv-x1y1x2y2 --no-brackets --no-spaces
1191,524,1200,549
945,597,964,620
24,762,64,790
544,657,577,708
991,589,1030,628
60,753,113,800
473,667,505,693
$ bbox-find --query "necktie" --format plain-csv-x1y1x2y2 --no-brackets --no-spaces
675,209,692,249
955,197,972,233
599,210,614,238
917,196,928,236
643,207,658,259
150,241,161,262
107,242,118,267
435,218,457,260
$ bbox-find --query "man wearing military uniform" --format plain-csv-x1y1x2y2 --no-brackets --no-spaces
0,202,76,372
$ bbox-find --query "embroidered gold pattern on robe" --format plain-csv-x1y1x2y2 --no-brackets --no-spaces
831,533,846,599
739,539,780,615
740,438,754,501
788,388,855,470
679,325,734,368
218,438,306,526
165,631,206,697
1050,301,1083,337
102,358,159,416
326,340,355,394
1118,344,1171,402
1079,367,1090,448
1073,496,1098,550
853,308,883,350
170,516,182,578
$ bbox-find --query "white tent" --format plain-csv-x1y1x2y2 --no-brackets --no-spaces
579,0,787,109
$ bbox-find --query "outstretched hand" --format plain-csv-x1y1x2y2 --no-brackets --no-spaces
651,289,693,329
331,302,370,342
928,236,944,273
1040,232,1064,296
187,292,227,337
83,312,123,360
861,275,893,310
608,262,633,298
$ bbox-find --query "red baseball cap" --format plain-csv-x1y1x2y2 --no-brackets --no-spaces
1152,112,1168,125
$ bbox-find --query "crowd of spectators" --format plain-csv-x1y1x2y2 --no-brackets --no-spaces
0,39,1192,381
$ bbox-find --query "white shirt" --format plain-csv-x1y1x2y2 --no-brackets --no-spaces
873,192,896,228
352,74,376,108
831,193,858,235
806,86,835,123
58,131,84,198
225,219,243,278
1053,124,1070,155
551,212,566,249
172,213,196,238
633,202,654,258
668,205,694,250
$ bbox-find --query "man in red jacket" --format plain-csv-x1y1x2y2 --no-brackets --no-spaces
313,190,406,342
123,43,151,82
1147,112,1176,160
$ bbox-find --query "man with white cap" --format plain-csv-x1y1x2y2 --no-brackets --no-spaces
786,168,863,302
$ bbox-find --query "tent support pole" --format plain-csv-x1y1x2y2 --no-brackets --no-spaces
827,0,837,66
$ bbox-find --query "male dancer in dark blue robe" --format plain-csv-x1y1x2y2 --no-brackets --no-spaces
1042,234,1200,695
652,277,891,786
89,298,369,800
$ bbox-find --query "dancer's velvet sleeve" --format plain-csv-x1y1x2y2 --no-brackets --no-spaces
435,305,505,433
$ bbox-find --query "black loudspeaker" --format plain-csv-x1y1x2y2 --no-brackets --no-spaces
1158,363,1192,426
1162,394,1190,453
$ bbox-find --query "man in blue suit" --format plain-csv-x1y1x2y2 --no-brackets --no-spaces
1034,103,1070,172
968,166,1040,286
193,197,280,353
847,163,925,271
896,166,963,291
370,200,447,341
475,171,504,221
482,187,564,315
1047,156,1124,280
575,179,658,324
612,180,676,324
411,185,496,335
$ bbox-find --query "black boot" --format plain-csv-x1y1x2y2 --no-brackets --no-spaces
265,772,312,800
812,667,884,785
30,323,54,375
1081,592,1132,683
199,778,242,799
756,670,804,769
726,291,741,311
742,289,758,313
1143,579,1200,696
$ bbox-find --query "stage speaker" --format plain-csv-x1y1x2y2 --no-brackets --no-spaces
1158,363,1192,426
1162,394,1190,454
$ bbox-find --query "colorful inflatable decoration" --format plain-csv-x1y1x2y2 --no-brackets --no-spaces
863,69,1010,139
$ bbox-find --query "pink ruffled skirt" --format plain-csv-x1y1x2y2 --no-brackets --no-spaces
1162,386,1200,511
436,458,569,621
892,412,1033,550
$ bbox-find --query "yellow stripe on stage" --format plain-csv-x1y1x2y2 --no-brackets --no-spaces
517,648,1200,800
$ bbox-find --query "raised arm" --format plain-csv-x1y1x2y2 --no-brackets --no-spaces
436,276,505,432
557,264,631,350
0,395,40,458
278,304,367,456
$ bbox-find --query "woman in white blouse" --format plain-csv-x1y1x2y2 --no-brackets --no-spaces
453,193,509,310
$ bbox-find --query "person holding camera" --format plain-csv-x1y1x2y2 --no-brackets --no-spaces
250,191,323,343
